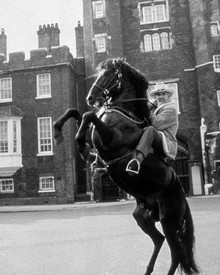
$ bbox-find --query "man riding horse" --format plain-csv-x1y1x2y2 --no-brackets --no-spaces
126,81,178,175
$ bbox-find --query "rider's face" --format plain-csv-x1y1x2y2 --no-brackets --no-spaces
155,92,171,106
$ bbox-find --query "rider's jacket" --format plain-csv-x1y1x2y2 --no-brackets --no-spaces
150,101,178,160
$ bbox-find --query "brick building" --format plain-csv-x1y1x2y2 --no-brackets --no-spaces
0,24,88,204
1,0,220,205
75,0,220,195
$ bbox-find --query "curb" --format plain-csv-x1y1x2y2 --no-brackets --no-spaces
0,195,219,213
0,199,136,213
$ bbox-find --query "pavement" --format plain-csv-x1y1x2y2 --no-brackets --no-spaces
0,199,136,213
0,195,219,213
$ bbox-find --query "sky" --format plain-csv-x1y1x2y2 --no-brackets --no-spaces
0,0,83,58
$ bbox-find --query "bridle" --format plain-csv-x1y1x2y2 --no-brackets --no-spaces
91,68,122,102
91,60,147,107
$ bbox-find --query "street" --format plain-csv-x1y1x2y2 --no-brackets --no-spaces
0,197,219,275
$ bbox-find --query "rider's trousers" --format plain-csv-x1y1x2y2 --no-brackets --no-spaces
136,126,166,158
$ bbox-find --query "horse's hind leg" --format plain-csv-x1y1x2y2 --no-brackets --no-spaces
133,204,165,275
160,218,183,275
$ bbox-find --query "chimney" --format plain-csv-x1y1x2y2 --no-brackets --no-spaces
75,21,84,57
37,23,60,50
0,28,7,60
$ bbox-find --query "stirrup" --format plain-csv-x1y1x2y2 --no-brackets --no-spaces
126,159,140,175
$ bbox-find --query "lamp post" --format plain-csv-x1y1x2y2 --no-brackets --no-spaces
200,118,208,184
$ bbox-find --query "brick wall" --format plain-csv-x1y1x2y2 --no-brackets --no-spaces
0,45,87,204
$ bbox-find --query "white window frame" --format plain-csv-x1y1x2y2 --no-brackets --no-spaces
213,55,220,72
148,82,180,114
210,22,219,37
0,119,21,155
139,1,169,25
142,6,153,23
38,176,55,192
94,34,107,53
143,31,171,52
0,77,12,103
36,73,51,99
161,32,169,49
37,117,53,156
217,90,220,106
144,34,153,51
152,33,161,50
92,1,105,19
0,179,14,193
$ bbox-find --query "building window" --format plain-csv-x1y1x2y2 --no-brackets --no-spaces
139,1,169,24
217,90,220,106
142,31,171,52
0,119,21,154
39,176,55,192
92,1,105,18
161,32,169,49
210,22,219,36
148,82,180,113
37,117,53,155
152,33,161,50
36,73,51,98
94,34,106,53
0,179,14,193
144,34,153,51
213,55,220,72
0,121,8,153
0,77,12,103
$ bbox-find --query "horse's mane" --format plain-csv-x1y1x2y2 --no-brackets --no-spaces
97,58,151,122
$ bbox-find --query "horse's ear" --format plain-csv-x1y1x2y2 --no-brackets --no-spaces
112,58,122,69
122,57,127,63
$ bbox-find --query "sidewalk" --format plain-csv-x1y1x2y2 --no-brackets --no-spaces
0,199,136,213
0,195,219,213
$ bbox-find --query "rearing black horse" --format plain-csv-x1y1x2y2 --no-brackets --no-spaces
54,58,199,275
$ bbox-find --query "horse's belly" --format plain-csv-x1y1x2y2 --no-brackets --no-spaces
108,154,172,199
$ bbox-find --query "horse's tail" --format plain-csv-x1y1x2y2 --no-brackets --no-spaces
179,200,200,274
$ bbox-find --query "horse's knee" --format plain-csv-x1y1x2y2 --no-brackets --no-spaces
133,206,148,226
82,111,96,123
133,205,143,221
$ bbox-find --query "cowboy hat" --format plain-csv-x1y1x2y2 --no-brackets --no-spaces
150,82,174,97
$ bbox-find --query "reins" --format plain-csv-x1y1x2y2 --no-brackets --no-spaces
93,105,148,168
104,106,147,126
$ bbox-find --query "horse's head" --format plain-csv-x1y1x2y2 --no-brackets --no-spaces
86,58,123,107
86,58,150,121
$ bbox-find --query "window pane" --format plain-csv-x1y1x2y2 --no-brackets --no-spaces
39,177,55,191
37,74,51,97
38,118,52,153
217,90,220,106
214,55,220,71
161,32,169,49
152,33,161,50
96,36,106,52
13,121,17,153
155,4,166,22
0,78,12,101
93,2,104,18
143,6,153,23
0,179,14,193
144,34,152,51
166,83,180,114
0,121,8,153
211,24,218,36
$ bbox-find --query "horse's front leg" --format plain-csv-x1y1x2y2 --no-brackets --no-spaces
76,111,115,152
54,108,82,145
